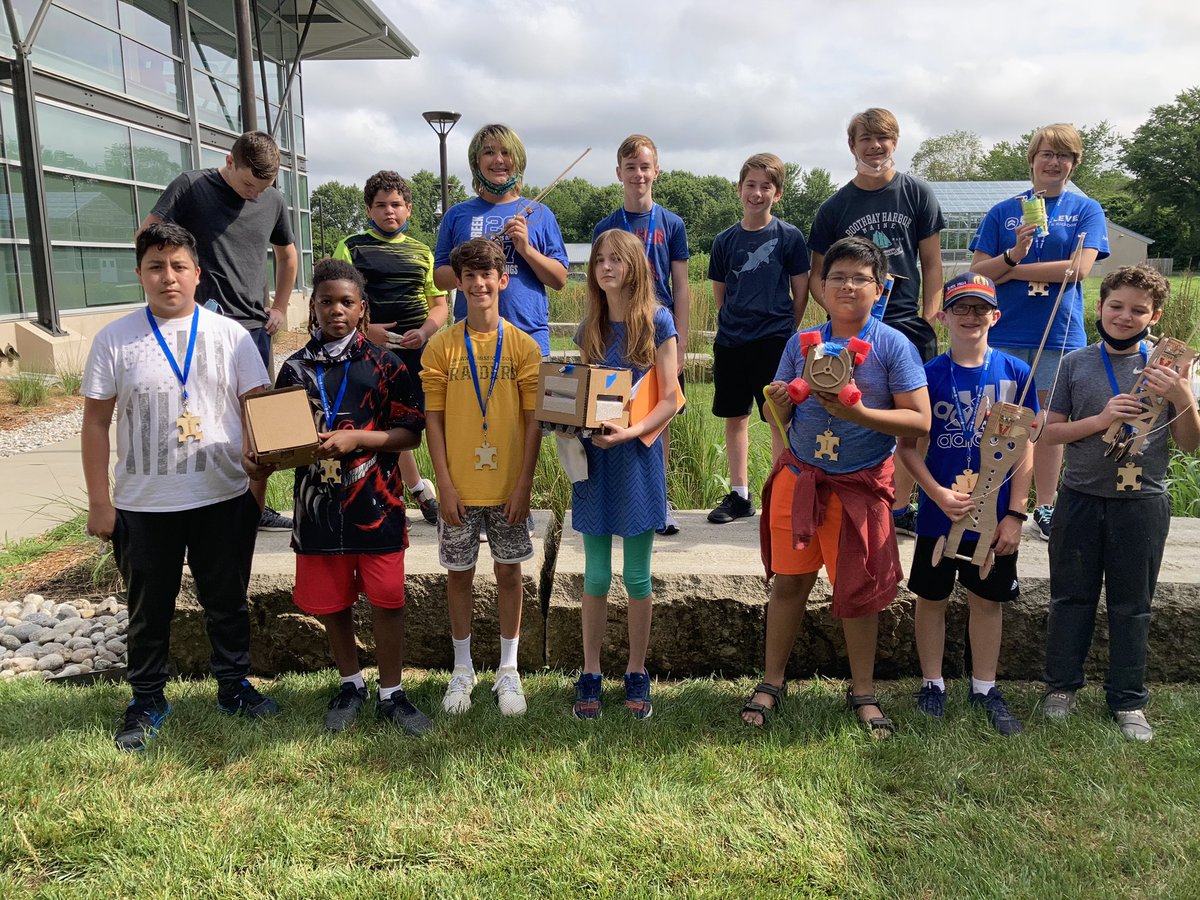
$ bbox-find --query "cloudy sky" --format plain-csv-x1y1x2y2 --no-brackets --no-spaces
302,0,1199,191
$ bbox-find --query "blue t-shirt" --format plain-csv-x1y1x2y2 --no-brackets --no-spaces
593,204,689,309
916,350,1038,538
969,189,1109,351
571,305,677,537
774,318,926,474
434,196,569,355
709,218,810,346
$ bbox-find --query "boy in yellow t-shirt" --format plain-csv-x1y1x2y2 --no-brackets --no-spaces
421,238,542,717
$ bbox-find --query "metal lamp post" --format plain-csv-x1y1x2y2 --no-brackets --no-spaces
421,110,461,226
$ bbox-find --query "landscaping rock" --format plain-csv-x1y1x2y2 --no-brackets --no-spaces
13,643,40,659
9,622,40,643
0,634,20,651
69,647,95,663
53,603,77,620
56,665,83,678
35,653,65,671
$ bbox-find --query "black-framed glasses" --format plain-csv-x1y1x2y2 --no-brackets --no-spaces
825,274,877,289
948,303,995,317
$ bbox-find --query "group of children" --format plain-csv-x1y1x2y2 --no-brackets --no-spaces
81,117,1198,751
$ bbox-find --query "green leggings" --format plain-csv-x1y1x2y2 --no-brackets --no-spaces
581,529,655,599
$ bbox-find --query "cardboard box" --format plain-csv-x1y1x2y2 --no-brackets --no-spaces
243,386,321,467
536,362,632,430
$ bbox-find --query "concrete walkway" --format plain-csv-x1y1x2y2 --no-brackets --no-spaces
0,433,110,545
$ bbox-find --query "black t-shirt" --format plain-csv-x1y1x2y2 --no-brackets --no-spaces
152,169,294,327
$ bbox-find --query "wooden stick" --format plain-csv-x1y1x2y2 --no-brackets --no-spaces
490,148,592,240
1018,233,1087,408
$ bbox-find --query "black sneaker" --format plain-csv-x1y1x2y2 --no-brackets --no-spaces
217,679,281,717
1032,505,1053,541
708,491,754,524
377,689,433,736
892,505,917,538
258,506,293,532
325,682,367,732
115,695,172,752
969,686,1024,736
915,683,945,719
411,478,440,526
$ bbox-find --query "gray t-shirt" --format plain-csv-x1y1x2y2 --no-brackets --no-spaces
152,170,294,328
1050,343,1173,498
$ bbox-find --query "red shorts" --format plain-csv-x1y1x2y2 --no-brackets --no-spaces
768,466,843,580
293,551,406,615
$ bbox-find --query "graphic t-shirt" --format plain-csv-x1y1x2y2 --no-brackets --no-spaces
592,204,689,308
334,230,446,335
420,318,542,506
275,334,424,554
916,350,1038,538
434,197,569,355
82,306,271,511
708,218,810,346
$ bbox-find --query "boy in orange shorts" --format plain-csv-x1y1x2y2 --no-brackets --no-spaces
741,236,929,737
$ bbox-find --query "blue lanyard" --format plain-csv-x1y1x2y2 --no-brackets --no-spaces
1100,342,1148,397
620,204,656,258
465,319,504,434
819,318,873,345
947,349,994,462
315,361,350,431
145,306,198,408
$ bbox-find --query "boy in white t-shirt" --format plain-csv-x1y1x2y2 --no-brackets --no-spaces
81,223,276,752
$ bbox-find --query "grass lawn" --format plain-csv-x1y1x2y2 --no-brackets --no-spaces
3,674,1200,897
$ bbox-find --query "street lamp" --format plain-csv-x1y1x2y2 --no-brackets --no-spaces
422,110,461,226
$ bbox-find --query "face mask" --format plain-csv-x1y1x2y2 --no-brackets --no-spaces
1096,319,1150,351
474,168,522,196
371,219,407,238
855,155,895,177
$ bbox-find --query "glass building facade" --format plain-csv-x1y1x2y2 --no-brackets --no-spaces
0,0,321,320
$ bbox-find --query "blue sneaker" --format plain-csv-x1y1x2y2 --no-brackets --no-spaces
970,686,1024,736
624,670,653,720
1032,505,1054,541
573,672,602,720
915,683,945,719
217,679,281,718
115,695,171,752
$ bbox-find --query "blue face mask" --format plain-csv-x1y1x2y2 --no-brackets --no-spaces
473,167,522,195
371,219,408,238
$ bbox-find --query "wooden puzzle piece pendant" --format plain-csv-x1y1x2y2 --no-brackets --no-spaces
176,407,202,443
1117,461,1143,492
475,440,498,470
953,469,978,493
319,457,342,485
1027,281,1050,297
815,429,840,461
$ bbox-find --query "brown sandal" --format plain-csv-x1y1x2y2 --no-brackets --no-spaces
742,681,786,727
846,689,895,738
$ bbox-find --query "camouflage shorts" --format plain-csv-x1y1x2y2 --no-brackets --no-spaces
438,505,534,571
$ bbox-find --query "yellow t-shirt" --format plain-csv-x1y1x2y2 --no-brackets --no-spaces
421,318,541,506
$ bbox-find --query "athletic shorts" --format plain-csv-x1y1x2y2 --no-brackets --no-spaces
712,334,790,420
768,467,844,578
439,505,534,571
293,551,406,615
907,534,1019,604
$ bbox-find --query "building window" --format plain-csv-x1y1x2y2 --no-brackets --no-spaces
38,103,133,180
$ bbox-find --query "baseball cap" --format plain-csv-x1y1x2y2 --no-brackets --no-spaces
942,272,998,308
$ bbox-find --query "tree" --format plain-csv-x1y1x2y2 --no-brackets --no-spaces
775,164,837,235
310,180,365,257
407,169,467,238
1122,87,1200,259
908,130,984,181
977,139,1028,181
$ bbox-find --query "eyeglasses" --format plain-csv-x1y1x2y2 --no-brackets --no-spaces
948,303,995,317
825,274,877,289
1034,150,1074,164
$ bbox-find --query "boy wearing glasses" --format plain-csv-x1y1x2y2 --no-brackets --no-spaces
707,153,810,525
897,273,1037,735
742,237,929,737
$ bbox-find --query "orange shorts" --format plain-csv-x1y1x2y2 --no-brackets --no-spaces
768,466,843,580
293,551,406,615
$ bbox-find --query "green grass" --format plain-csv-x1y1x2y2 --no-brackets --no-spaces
4,372,50,408
2,674,1200,897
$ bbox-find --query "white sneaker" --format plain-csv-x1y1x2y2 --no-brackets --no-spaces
492,666,528,716
1114,709,1154,742
442,666,477,714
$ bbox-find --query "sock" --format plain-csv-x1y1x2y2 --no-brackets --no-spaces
378,683,401,702
409,480,426,497
499,636,519,670
453,635,473,671
972,677,996,696
923,677,945,692
341,671,365,690
732,485,749,500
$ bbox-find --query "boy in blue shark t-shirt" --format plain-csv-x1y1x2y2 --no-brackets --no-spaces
707,152,810,526
897,273,1037,736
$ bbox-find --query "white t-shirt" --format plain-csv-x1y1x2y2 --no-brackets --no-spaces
82,306,270,512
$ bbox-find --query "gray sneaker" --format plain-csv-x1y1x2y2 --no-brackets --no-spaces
1042,689,1076,719
1114,709,1154,742
325,682,367,732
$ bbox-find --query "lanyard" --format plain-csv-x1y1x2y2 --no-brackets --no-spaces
145,306,198,408
465,318,504,434
1100,342,1148,397
315,361,350,431
819,318,873,346
620,204,656,258
947,349,994,437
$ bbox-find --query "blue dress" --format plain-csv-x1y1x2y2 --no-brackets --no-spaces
571,306,676,537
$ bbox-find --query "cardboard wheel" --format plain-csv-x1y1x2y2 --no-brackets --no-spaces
931,535,946,567
980,550,995,580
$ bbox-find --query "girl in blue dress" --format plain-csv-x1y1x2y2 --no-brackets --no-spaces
571,229,680,720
